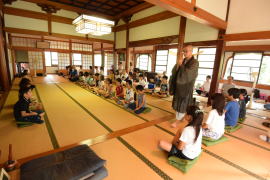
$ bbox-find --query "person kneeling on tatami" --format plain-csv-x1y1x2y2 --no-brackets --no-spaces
128,85,146,114
202,93,225,140
159,105,203,160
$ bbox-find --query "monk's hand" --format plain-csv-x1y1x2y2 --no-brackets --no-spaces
177,57,184,67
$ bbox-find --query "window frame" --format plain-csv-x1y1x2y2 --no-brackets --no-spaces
155,50,169,73
224,52,264,83
136,54,151,71
73,53,82,66
44,51,58,67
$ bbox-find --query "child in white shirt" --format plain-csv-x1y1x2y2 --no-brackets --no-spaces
202,93,225,140
159,105,203,160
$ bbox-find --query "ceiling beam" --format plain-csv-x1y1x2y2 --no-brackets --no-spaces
129,35,178,47
22,0,114,20
4,27,114,44
3,7,73,24
143,0,227,30
224,45,270,52
224,31,270,41
114,10,178,32
114,2,153,20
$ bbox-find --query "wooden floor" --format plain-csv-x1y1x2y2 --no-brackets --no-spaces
0,75,270,180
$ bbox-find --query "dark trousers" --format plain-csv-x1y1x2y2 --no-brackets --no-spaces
16,110,44,124
128,103,146,114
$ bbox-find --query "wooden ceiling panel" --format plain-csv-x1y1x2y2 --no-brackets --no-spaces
46,0,147,18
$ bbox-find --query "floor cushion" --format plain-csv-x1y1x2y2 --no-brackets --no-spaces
225,124,242,133
202,136,228,146
21,145,107,180
168,154,201,173
142,107,152,114
16,121,34,128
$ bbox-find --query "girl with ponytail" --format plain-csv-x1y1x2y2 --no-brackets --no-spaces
159,105,203,160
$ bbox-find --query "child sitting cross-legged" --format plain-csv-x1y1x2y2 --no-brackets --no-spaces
128,85,146,114
202,93,225,140
225,88,240,127
154,75,169,97
122,80,135,108
98,78,113,98
14,86,45,125
159,105,203,160
145,77,156,94
113,78,124,102
78,71,85,82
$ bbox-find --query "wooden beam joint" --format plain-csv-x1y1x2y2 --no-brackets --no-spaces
37,3,60,14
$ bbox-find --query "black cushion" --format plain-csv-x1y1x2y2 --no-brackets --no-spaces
21,145,106,180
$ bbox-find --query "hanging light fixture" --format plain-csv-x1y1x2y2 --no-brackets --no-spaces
73,15,114,36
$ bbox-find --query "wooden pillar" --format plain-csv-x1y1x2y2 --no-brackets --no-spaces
176,16,187,64
152,46,157,72
113,32,117,71
0,3,10,91
207,30,225,105
125,28,129,72
41,36,46,75
69,40,72,66
47,13,52,35
101,43,105,67
91,43,94,68
8,34,16,76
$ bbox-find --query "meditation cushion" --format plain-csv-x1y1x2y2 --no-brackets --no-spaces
225,124,242,133
21,145,107,180
142,107,152,114
16,121,33,128
238,117,246,123
168,154,201,173
202,136,228,146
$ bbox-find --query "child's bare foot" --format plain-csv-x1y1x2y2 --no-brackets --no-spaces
39,112,45,117
171,121,179,128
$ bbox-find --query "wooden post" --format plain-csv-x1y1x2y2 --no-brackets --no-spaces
41,36,46,75
207,30,225,105
113,32,117,71
0,3,10,91
176,16,187,64
152,46,157,72
69,40,72,66
125,28,129,72
8,33,16,76
101,43,105,67
47,13,52,35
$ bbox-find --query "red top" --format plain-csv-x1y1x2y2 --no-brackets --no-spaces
116,85,124,98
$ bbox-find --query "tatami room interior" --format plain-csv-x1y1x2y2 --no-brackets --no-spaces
0,0,270,179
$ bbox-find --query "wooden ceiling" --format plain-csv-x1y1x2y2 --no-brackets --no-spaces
48,0,146,17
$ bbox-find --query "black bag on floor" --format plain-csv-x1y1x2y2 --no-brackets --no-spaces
21,145,107,180
253,89,260,98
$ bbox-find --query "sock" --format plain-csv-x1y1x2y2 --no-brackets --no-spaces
176,112,185,121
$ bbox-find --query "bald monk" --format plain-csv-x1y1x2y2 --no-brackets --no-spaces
169,44,199,128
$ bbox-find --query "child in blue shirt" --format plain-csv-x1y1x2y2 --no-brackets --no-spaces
225,88,240,127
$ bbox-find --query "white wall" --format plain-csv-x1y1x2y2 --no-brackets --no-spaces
46,66,58,74
226,0,270,34
196,0,228,21
185,19,218,42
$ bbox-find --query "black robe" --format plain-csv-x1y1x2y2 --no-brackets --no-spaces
169,56,199,113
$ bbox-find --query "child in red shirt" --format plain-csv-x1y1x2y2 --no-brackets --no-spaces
113,78,124,102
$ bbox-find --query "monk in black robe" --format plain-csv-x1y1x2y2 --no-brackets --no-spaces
170,44,199,128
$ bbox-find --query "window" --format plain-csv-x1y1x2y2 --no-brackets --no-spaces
258,55,270,85
167,49,177,77
45,52,58,66
196,47,216,86
58,53,70,70
136,54,151,71
105,53,113,76
73,53,82,65
224,52,262,82
155,50,168,73
82,54,92,70
94,54,102,67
